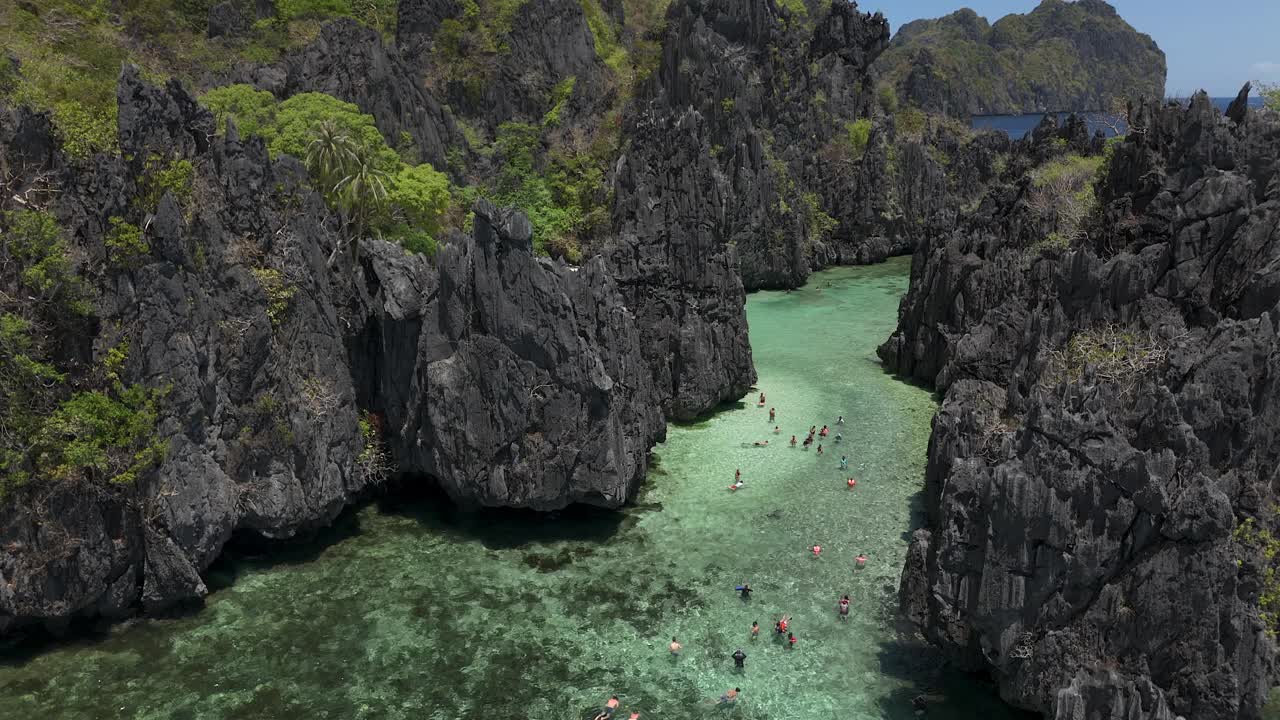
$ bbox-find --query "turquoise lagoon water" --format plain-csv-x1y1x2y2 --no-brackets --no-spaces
0,258,1029,720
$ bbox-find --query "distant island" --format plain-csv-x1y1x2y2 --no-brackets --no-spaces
873,0,1166,116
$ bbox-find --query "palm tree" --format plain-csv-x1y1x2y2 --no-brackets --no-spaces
333,156,390,266
305,120,360,200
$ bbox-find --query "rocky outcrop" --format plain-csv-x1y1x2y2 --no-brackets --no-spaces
350,200,665,510
610,0,896,293
875,0,1167,117
396,0,613,129
234,19,465,171
0,66,369,634
0,67,665,635
884,91,1280,719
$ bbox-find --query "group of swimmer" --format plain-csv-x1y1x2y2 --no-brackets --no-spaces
602,392,876,717
732,400,854,490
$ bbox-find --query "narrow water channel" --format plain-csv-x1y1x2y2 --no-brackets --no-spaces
0,258,1028,720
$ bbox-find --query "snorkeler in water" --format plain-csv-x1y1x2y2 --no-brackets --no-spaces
753,440,770,447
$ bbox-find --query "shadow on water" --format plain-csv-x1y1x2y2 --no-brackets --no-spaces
375,475,631,551
671,398,750,428
0,505,372,666
874,637,1038,720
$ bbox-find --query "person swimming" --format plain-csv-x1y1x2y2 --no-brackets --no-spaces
819,425,829,437
809,425,817,436
593,696,620,720
855,553,868,567
732,648,746,668
837,416,844,424
738,583,753,600
751,621,759,639
847,477,857,489
773,426,781,434
817,444,824,455
774,615,790,634
629,713,640,720
728,479,744,491
787,632,797,649
802,436,812,449
811,544,822,557
715,688,740,705
790,435,797,446
753,440,769,447
834,432,843,442
669,637,682,656
840,455,848,469
838,595,850,620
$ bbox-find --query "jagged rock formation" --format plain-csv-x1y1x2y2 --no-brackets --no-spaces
350,200,664,509
617,0,892,291
883,93,1280,719
874,0,1166,117
0,68,666,635
396,0,614,129
231,19,466,172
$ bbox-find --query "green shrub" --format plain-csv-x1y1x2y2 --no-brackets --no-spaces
1264,83,1280,111
139,157,195,210
201,84,279,139
801,191,837,240
250,267,297,326
877,83,899,114
106,217,149,268
896,106,927,137
272,93,399,170
844,118,872,159
389,163,451,237
579,0,627,74
50,100,119,159
776,0,807,17
3,209,92,315
33,384,167,485
1027,153,1102,248
543,76,577,127
1234,514,1280,637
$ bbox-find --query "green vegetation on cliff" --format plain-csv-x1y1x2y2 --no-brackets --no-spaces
0,211,166,498
873,0,1165,116
202,87,450,258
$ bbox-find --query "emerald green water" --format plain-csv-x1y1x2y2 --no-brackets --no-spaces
0,258,1028,720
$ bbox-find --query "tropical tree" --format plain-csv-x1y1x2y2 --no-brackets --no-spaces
305,120,360,199
332,155,390,266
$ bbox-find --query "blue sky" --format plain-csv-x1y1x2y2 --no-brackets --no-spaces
864,0,1280,97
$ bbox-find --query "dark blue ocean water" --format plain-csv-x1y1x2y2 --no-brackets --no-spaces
972,97,1266,139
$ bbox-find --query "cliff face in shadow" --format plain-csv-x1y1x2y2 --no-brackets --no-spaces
883,90,1280,719
0,69,664,636
874,0,1166,117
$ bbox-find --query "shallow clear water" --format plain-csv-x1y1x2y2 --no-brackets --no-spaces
0,258,1029,720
